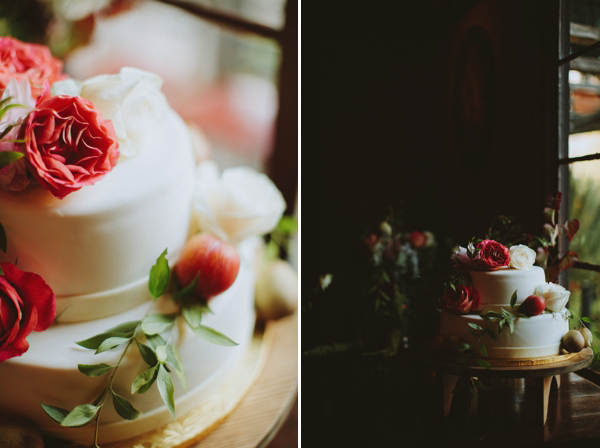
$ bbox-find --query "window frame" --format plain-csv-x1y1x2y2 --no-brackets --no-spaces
157,0,298,215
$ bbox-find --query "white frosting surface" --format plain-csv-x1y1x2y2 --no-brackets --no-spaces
440,310,569,358
471,266,546,312
0,249,256,445
0,108,195,321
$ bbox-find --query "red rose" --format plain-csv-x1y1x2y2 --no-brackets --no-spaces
442,284,480,314
0,37,66,99
0,262,56,362
21,87,119,199
474,239,510,270
409,231,428,249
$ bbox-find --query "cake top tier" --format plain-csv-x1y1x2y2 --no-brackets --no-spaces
470,266,546,312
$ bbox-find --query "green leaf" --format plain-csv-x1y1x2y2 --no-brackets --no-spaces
476,358,492,369
156,345,168,364
132,365,158,394
467,323,483,331
146,333,167,350
0,151,24,169
41,404,70,424
0,223,5,254
96,336,130,354
182,302,207,329
498,319,506,332
582,317,597,323
112,389,142,420
191,324,238,346
276,215,298,234
0,122,16,140
0,97,12,109
148,249,170,299
479,343,488,357
78,363,114,377
473,379,489,391
76,321,138,349
508,317,515,334
136,340,158,366
106,320,141,336
60,404,100,427
166,344,187,391
174,274,200,301
456,342,471,351
141,314,176,335
510,290,518,309
157,364,175,418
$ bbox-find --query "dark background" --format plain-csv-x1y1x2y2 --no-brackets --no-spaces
302,1,560,446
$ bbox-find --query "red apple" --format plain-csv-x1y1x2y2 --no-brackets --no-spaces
175,233,241,300
518,295,546,316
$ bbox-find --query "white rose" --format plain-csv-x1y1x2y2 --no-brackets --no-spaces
509,244,536,270
193,161,286,245
533,282,571,312
52,67,169,157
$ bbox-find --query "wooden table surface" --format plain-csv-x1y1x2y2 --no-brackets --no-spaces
443,370,600,447
191,314,298,448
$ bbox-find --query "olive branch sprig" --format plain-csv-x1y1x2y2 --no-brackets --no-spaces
41,249,237,447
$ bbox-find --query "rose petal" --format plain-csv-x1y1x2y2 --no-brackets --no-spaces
0,262,56,331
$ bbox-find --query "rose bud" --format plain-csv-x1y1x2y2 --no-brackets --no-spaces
175,233,240,300
518,295,546,316
562,330,585,353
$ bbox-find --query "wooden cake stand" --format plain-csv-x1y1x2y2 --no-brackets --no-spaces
441,348,594,425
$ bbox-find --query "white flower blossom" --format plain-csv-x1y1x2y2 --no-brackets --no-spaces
193,161,286,245
533,282,570,312
509,244,536,270
53,67,169,157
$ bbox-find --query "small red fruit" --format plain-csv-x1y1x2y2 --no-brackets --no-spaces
518,295,546,316
175,233,241,300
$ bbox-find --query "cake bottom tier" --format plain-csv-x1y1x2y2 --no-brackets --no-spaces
0,261,256,445
439,310,570,358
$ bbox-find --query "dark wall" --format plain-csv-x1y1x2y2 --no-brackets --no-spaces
302,2,561,446
302,0,558,283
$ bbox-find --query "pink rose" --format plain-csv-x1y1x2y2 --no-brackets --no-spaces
21,87,119,199
441,284,480,314
0,262,56,362
0,37,66,99
473,239,510,270
451,246,472,272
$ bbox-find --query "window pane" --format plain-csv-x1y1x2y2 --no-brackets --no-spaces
568,268,599,348
569,157,600,264
176,0,286,29
63,1,281,170
569,1,600,139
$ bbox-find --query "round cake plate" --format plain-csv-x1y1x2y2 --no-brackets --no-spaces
106,324,273,448
440,348,594,424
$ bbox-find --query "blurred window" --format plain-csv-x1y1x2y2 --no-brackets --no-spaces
560,0,600,363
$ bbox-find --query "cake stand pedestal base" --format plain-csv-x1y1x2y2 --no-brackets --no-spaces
441,348,593,425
